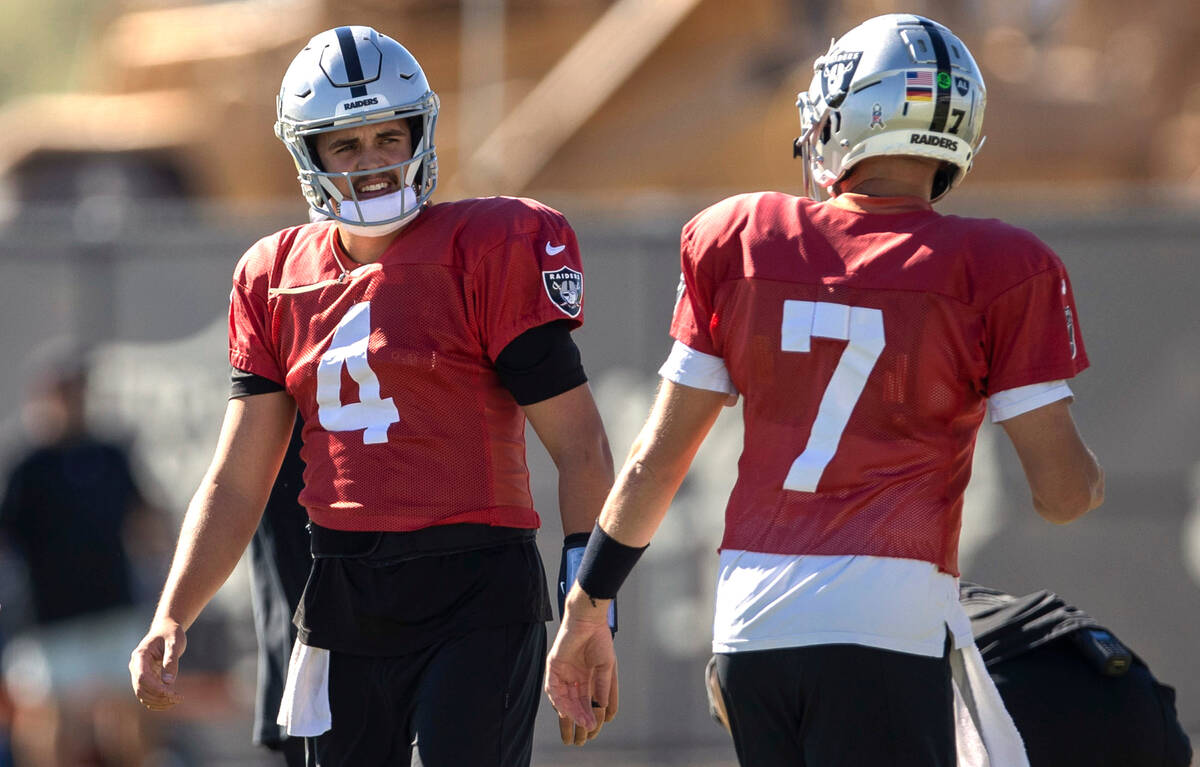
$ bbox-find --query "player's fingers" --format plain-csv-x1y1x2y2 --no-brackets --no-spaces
573,679,598,730
605,661,619,722
130,663,183,709
129,638,163,694
129,634,184,709
557,713,574,746
590,662,613,711
546,674,597,730
573,716,589,746
161,631,187,684
585,706,605,741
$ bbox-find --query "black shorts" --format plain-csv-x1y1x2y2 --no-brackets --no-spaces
306,621,547,767
714,642,954,767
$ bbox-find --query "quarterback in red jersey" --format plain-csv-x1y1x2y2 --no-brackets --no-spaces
548,14,1103,767
131,26,615,766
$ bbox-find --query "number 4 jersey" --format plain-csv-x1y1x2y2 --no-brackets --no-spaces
228,197,584,532
671,192,1088,575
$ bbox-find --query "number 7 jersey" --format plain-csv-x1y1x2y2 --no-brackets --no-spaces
671,192,1088,575
228,197,584,532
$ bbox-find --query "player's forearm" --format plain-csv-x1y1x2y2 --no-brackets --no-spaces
554,429,615,536
152,480,265,630
598,452,685,548
562,464,666,618
598,386,719,546
1032,452,1104,524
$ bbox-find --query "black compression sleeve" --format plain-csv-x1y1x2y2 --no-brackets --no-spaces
230,367,286,398
495,321,587,405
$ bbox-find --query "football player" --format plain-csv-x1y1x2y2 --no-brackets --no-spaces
129,26,616,766
546,14,1103,767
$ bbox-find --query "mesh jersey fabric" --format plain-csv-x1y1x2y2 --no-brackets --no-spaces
229,197,584,532
671,192,1088,575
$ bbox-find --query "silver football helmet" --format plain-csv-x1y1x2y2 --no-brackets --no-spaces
794,14,986,201
275,26,439,230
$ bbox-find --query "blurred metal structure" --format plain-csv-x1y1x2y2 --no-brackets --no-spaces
455,0,704,194
1,0,1199,213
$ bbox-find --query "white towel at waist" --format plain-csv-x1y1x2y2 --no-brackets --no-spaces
276,639,332,737
953,641,1029,767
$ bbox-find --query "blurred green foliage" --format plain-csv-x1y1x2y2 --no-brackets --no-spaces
0,0,112,103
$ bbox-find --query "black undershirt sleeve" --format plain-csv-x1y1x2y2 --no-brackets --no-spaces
230,367,286,398
495,320,588,406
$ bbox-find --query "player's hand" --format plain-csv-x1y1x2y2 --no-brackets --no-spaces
556,657,618,745
129,619,186,710
545,595,617,740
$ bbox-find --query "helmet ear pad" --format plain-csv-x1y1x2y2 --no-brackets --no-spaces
305,137,324,171
931,161,958,201
407,116,424,187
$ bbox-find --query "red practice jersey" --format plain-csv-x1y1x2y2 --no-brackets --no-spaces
229,197,585,532
671,192,1088,575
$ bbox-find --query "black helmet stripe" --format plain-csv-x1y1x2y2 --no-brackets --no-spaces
334,27,369,98
919,19,953,133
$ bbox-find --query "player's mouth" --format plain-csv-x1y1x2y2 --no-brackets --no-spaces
353,175,399,199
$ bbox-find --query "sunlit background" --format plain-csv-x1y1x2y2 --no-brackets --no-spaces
0,1,1197,764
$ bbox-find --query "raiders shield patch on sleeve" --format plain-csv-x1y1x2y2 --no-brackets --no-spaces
543,267,583,318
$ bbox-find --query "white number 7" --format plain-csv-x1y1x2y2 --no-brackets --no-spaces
316,301,399,445
781,300,885,492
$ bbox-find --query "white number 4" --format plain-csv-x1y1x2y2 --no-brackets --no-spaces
316,301,399,445
781,300,885,492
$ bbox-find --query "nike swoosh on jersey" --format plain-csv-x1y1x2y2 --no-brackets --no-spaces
545,243,567,255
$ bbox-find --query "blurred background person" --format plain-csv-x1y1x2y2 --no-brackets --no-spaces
0,341,168,767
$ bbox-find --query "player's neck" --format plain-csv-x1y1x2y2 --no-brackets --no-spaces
838,157,937,200
336,227,400,265
839,177,932,199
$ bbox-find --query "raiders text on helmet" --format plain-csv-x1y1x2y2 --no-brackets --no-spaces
275,26,439,231
794,14,987,201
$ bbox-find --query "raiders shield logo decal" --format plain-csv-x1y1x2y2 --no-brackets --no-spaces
543,267,583,318
819,50,862,108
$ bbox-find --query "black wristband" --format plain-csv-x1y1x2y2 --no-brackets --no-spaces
576,522,648,600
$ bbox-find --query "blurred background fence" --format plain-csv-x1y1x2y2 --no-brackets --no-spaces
0,0,1197,764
